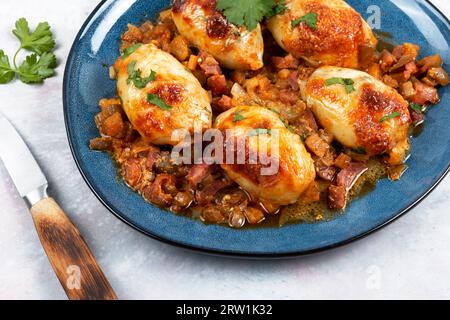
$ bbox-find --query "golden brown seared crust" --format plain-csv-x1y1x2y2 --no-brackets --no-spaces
115,43,212,145
268,0,377,68
224,138,281,187
206,14,231,39
172,0,264,70
214,106,316,207
151,83,184,105
353,84,411,155
174,0,230,39
302,66,412,164
290,2,364,65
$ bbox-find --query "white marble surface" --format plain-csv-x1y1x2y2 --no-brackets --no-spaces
0,0,450,300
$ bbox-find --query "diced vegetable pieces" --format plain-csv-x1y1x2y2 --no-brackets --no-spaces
305,134,329,157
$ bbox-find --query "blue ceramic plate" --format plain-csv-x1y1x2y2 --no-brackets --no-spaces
64,0,450,257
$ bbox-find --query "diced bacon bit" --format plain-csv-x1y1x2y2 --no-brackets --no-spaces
427,67,449,86
328,162,368,210
301,182,321,204
99,98,122,111
195,179,233,205
334,153,352,169
188,163,212,189
383,75,399,88
305,134,330,157
379,50,396,71
417,54,442,74
101,112,125,138
123,158,143,188
302,108,319,132
231,71,246,85
89,137,112,151
404,61,418,80
192,69,207,86
400,81,416,100
328,185,347,210
297,66,316,80
411,80,439,105
121,24,144,44
146,146,160,170
217,95,234,111
358,43,376,69
389,54,415,73
243,207,265,225
279,89,298,105
388,71,408,85
123,122,139,143
277,69,291,79
198,51,222,76
151,25,173,52
318,129,334,144
142,174,176,207
272,54,299,69
207,75,228,96
336,162,368,192
187,55,198,70
288,71,299,91
169,35,191,62
201,206,226,224
317,166,338,182
367,62,382,79
392,43,420,60
316,149,336,168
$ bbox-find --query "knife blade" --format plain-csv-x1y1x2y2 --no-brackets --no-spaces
0,113,48,206
0,113,117,300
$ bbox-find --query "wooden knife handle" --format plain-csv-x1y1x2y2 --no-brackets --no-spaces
30,197,117,300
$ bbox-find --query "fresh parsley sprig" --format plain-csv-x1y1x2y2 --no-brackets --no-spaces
292,12,318,30
0,18,57,85
216,0,288,31
147,94,173,110
379,112,401,123
127,61,155,89
122,43,142,59
233,111,245,122
325,78,356,94
410,103,423,114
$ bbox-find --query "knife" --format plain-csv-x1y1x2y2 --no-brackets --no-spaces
0,113,117,300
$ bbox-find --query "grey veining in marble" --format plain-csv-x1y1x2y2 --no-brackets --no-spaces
1,0,450,300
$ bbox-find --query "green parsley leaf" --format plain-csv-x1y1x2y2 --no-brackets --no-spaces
13,18,55,55
122,43,142,59
147,94,173,110
292,12,318,30
127,61,155,89
216,0,276,31
249,128,272,136
379,112,401,123
410,103,423,114
0,50,15,84
266,0,288,18
278,115,294,132
233,111,245,122
1,18,57,85
325,77,356,94
18,52,56,84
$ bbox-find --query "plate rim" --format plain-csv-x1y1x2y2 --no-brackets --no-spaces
63,0,450,259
